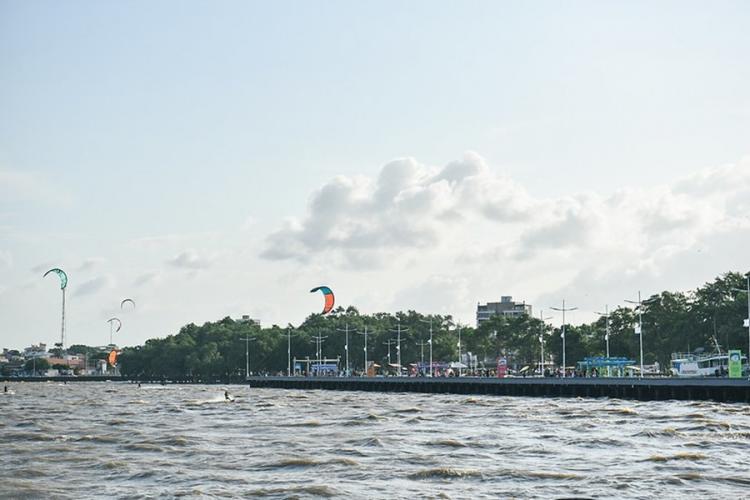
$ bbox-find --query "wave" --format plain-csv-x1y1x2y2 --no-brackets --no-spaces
100,460,129,470
512,470,582,480
266,457,359,469
463,397,490,406
408,467,482,480
123,442,165,453
283,420,322,427
646,452,707,462
185,396,234,406
603,407,638,416
106,419,129,426
247,485,337,497
348,437,384,447
393,407,422,414
0,432,56,442
75,434,119,444
427,439,468,448
634,428,679,438
155,436,191,447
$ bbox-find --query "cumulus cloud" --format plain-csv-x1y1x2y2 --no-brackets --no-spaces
261,152,533,268
73,275,115,297
167,250,213,270
261,153,750,321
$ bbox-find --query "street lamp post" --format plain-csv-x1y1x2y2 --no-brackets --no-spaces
356,326,370,376
287,327,294,376
419,318,434,377
389,319,408,376
625,292,654,378
732,272,750,378
595,305,611,377
746,273,750,379
383,338,397,367
539,311,553,377
310,332,328,376
416,339,428,373
551,300,577,378
240,336,255,379
336,323,357,376
457,327,462,376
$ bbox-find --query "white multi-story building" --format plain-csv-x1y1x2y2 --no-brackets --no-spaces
476,296,532,326
23,343,50,359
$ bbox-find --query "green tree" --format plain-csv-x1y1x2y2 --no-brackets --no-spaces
25,358,50,373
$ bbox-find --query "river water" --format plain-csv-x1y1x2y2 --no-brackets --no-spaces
1,382,750,499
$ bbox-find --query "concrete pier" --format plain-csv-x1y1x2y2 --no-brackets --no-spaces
243,376,750,403
7,375,750,403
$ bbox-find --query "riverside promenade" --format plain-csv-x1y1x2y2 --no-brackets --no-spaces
244,376,750,403
7,375,750,403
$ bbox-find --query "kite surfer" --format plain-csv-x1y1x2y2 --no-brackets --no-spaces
3,385,7,393
224,390,231,401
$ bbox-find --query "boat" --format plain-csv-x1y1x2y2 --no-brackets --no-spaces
670,347,747,377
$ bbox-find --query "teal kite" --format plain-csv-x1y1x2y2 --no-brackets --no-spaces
44,268,68,290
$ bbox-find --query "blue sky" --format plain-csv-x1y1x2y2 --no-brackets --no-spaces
1,1,749,349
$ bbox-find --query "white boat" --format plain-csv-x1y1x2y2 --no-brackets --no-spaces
670,350,747,377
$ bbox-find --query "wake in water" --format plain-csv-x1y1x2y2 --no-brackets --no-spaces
185,396,236,406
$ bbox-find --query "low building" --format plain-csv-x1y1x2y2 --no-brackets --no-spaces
23,343,49,359
237,315,261,327
476,296,532,326
47,355,85,370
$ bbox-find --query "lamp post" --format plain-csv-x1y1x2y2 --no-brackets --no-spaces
538,311,553,377
595,305,611,377
287,327,294,376
389,318,408,376
419,318,434,377
746,274,750,375
310,332,328,376
240,336,255,379
415,339,429,373
356,326,370,376
457,327,462,376
383,338,397,367
551,300,577,378
336,323,357,376
625,292,657,378
732,272,750,378
746,273,750,379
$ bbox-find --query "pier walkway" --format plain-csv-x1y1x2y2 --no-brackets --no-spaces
7,375,750,403
244,376,750,403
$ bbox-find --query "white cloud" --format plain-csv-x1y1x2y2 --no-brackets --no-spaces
167,250,213,270
261,153,750,324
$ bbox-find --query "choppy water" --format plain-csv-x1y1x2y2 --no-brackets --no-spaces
2,383,750,499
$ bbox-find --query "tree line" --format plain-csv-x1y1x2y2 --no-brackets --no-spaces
118,272,749,379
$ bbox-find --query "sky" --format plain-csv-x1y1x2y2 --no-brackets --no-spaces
1,0,749,349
